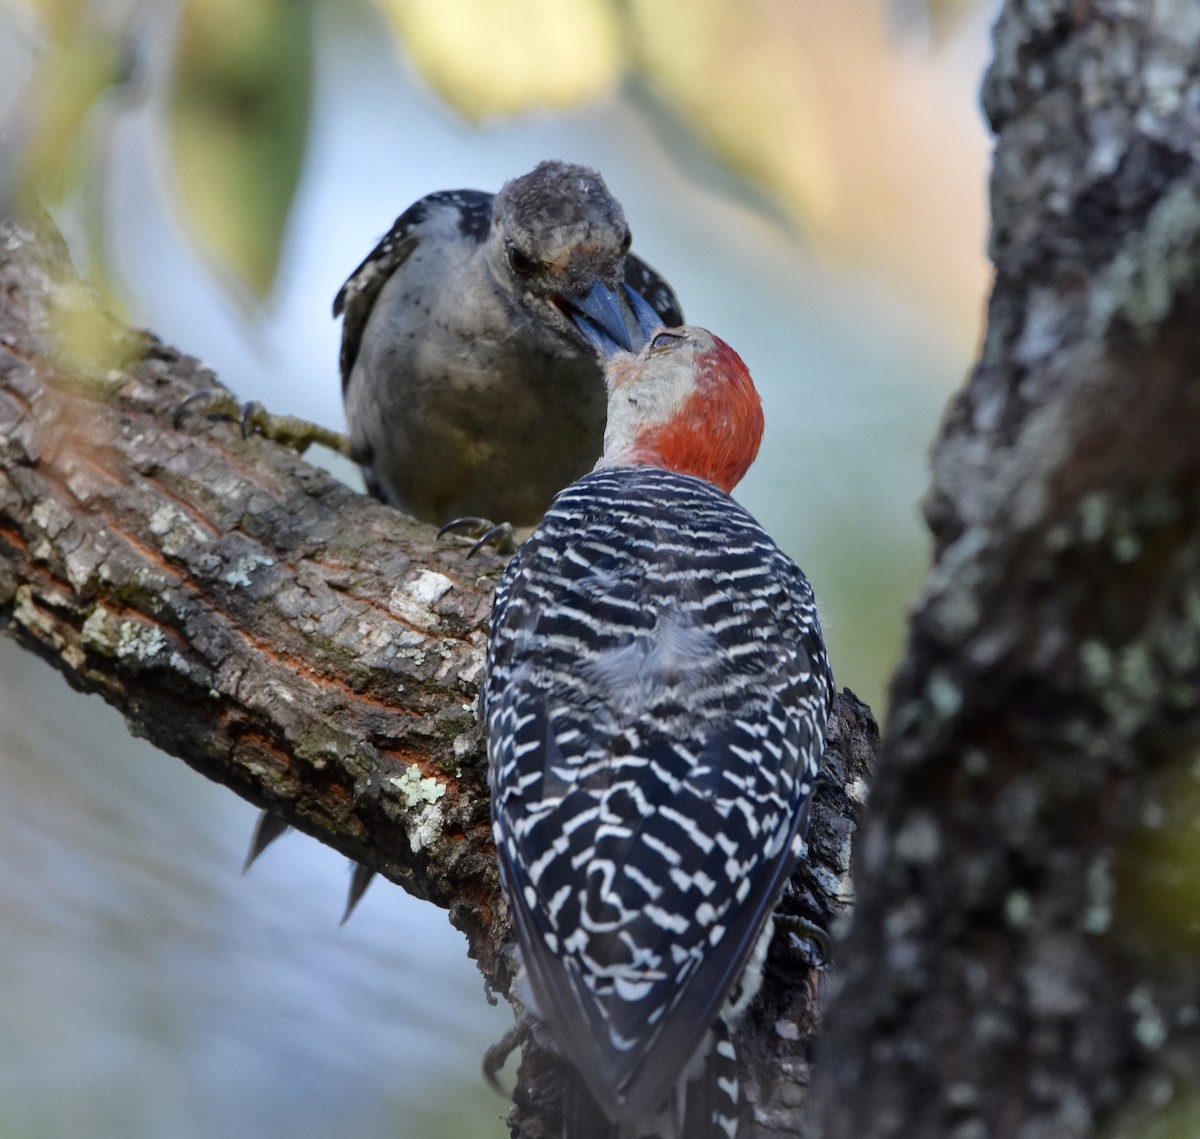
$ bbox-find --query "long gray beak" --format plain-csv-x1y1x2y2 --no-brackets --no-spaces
565,280,635,358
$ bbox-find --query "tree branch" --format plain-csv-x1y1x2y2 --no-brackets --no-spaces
0,213,517,976
0,213,877,1136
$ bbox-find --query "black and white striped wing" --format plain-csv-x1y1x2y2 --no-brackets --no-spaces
485,467,833,1126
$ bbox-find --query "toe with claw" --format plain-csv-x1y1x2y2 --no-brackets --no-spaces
482,1020,531,1096
437,516,517,556
174,388,354,458
777,912,833,968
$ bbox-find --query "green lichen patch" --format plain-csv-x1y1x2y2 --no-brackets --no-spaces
391,763,447,807
115,619,166,660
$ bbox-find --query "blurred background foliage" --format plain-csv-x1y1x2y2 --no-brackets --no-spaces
168,0,313,297
1,0,997,1136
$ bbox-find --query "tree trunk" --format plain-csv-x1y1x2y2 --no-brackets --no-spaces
807,2,1200,1136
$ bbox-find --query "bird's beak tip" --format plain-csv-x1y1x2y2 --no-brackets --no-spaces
562,280,635,359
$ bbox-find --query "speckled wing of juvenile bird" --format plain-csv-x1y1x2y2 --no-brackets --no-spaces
333,160,683,526
484,327,835,1138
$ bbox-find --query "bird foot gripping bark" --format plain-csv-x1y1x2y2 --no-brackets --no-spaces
776,913,833,968
437,516,519,556
173,389,354,458
482,1018,533,1097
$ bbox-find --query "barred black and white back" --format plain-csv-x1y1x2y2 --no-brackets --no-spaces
485,466,834,1138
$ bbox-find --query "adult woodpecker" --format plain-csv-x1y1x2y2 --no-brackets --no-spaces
335,159,683,526
484,326,835,1137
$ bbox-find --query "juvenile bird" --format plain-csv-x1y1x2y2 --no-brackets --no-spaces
484,326,835,1137
335,159,683,526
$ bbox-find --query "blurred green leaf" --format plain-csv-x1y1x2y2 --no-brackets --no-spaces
49,284,140,391
626,0,837,231
923,0,981,32
168,0,313,299
18,8,123,204
1103,1089,1200,1139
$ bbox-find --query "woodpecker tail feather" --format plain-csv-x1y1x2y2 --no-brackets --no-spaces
561,1078,621,1139
340,861,375,924
683,1018,747,1139
559,1023,745,1139
243,808,289,872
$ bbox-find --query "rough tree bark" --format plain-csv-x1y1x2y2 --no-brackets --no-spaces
0,212,876,1136
808,3,1200,1137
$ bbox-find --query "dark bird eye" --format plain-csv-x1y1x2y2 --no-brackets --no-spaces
507,244,536,276
650,330,683,351
619,228,632,254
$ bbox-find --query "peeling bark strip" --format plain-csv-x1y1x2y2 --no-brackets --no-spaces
810,4,1200,1138
0,216,876,1136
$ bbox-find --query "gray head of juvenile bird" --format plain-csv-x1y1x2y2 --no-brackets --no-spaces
486,160,664,357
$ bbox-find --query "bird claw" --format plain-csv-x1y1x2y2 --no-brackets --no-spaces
173,387,234,430
239,399,268,440
437,516,516,556
482,1019,531,1096
777,913,833,967
173,388,353,458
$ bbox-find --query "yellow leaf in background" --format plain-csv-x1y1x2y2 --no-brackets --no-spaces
1103,1094,1200,1139
924,0,980,32
17,24,122,204
168,0,313,300
377,0,621,119
627,0,989,346
627,0,837,232
1117,755,1200,960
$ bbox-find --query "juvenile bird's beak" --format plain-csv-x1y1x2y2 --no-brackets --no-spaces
565,280,635,358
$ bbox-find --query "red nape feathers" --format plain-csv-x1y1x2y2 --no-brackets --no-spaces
635,333,764,494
